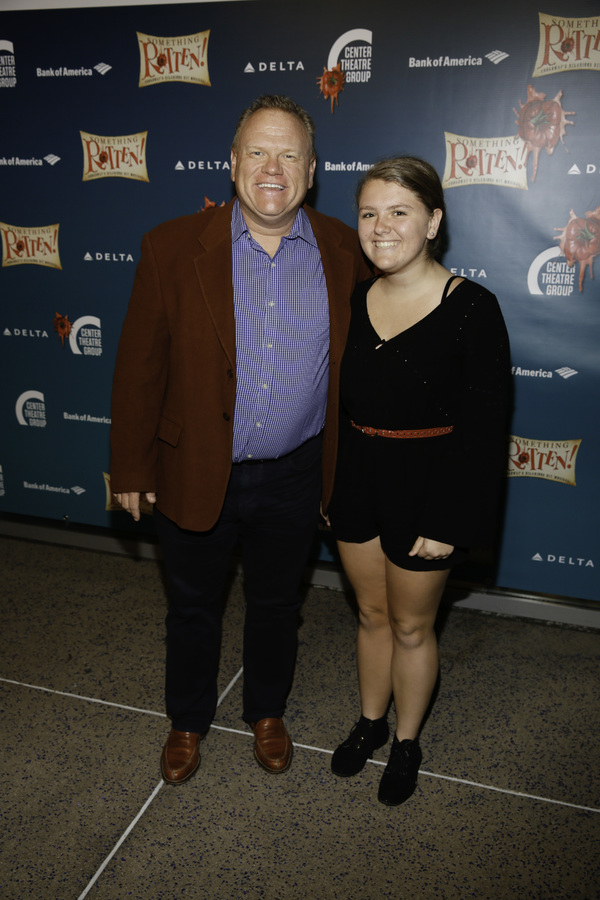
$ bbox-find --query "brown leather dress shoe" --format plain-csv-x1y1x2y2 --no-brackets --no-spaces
251,717,293,773
161,729,203,785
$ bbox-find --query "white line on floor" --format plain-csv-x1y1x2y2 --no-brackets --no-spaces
74,666,245,900
4,673,599,829
0,676,167,717
77,780,164,900
415,769,600,814
217,664,243,705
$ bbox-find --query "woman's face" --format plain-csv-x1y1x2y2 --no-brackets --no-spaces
357,178,441,275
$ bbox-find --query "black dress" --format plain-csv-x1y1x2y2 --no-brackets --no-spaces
328,276,511,571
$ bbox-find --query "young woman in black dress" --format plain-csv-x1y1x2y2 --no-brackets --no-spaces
327,157,510,805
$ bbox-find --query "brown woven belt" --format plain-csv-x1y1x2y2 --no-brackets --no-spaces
351,421,454,439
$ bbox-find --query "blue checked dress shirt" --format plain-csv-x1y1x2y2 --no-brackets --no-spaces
231,199,329,462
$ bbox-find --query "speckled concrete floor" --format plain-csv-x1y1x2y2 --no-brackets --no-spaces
0,534,599,899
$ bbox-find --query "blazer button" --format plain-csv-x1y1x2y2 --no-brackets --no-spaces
226,369,234,380
223,412,231,421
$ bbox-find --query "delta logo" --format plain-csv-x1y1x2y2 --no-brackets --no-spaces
317,28,372,114
0,222,61,269
80,131,148,182
137,30,210,87
244,60,305,74
3,326,49,339
533,13,600,77
174,159,230,173
532,552,594,568
568,162,600,177
507,435,581,486
83,250,135,263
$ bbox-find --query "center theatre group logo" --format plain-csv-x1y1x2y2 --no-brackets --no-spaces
0,222,61,269
15,390,46,427
507,436,581,486
137,30,210,87
54,312,103,356
317,28,372,114
80,132,148,182
0,39,16,88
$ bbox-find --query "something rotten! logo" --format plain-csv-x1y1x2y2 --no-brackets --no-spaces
507,435,581,486
80,131,148,182
0,223,61,269
137,31,210,87
533,13,600,77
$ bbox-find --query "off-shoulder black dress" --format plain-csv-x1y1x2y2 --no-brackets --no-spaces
328,276,511,571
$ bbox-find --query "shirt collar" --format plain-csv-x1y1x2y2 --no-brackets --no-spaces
231,198,317,247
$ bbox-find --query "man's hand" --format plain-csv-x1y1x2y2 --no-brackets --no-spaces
114,492,157,522
408,536,454,561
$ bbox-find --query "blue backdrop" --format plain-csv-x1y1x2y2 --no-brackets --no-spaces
1,0,599,601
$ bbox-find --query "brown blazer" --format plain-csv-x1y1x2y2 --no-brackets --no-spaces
110,200,370,531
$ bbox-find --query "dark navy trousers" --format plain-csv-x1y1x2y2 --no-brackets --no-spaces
154,434,322,733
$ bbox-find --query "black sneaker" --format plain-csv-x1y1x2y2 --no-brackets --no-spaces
377,736,422,806
331,715,389,777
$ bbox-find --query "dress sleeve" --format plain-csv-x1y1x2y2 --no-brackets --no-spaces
416,289,511,548
110,231,170,493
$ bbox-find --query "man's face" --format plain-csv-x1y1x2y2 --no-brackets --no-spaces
231,109,316,234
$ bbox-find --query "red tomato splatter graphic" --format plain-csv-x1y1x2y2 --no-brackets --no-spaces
200,196,225,212
514,86,574,182
317,63,345,114
555,207,600,292
54,312,72,346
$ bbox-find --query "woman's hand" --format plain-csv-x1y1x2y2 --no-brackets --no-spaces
408,536,454,560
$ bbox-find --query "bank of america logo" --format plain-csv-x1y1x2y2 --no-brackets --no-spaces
555,367,578,379
71,485,86,495
44,154,60,166
94,62,112,76
486,50,509,65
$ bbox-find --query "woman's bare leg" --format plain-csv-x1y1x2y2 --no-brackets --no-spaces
337,537,392,718
384,559,450,740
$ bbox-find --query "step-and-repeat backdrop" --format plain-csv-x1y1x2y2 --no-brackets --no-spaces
1,0,598,601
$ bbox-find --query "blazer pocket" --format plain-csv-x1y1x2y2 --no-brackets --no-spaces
157,416,182,448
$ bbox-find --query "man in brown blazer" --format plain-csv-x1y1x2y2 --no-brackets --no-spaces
110,95,370,784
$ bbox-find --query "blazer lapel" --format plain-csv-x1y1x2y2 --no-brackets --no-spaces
193,202,236,368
